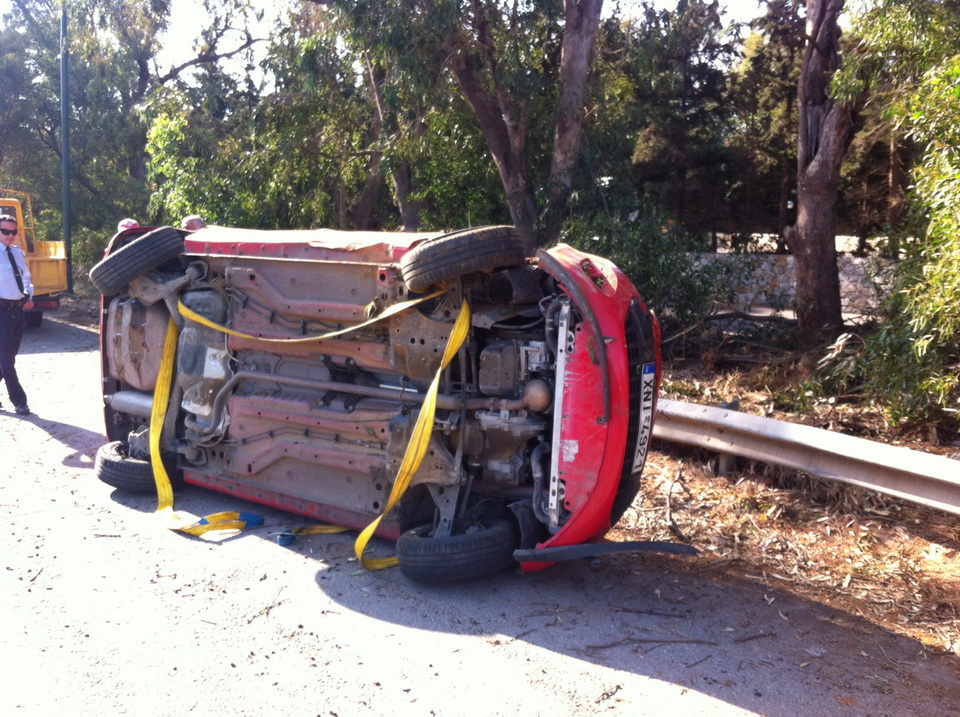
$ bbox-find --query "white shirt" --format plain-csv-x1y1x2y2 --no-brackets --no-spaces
0,243,34,300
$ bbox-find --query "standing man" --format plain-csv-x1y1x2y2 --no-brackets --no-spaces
0,213,33,416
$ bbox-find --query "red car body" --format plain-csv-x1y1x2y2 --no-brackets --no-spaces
94,224,660,581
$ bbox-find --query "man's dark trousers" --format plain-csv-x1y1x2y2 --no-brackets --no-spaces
0,303,27,408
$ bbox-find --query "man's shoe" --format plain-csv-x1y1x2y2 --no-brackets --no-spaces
15,405,30,416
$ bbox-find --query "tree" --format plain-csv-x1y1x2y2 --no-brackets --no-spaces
727,0,804,244
821,0,960,422
146,5,380,229
313,0,604,254
626,0,739,241
785,0,853,346
0,0,268,233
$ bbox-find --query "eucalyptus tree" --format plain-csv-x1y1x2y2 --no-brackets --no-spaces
824,0,960,421
625,0,740,240
0,0,268,233
310,0,604,254
147,4,379,229
785,0,853,347
727,0,803,243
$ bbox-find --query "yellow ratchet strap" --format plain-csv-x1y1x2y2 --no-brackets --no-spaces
353,299,471,570
177,289,444,343
162,289,445,538
150,318,263,535
275,524,351,546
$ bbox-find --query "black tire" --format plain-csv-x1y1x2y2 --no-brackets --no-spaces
94,441,184,495
23,311,42,329
399,226,525,292
94,441,156,494
89,227,185,296
396,518,520,583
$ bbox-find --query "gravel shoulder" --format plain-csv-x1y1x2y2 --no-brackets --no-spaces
1,310,958,717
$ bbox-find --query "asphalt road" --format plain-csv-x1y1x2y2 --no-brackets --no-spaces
2,315,958,716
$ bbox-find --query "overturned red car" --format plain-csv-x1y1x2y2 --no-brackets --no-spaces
91,224,661,581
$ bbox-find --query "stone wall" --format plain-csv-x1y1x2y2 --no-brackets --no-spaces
693,253,897,315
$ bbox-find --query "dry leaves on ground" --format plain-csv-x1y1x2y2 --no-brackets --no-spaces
616,362,960,660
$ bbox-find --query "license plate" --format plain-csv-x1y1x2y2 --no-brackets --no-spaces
631,362,657,474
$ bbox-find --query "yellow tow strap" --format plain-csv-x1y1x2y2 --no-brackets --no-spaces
150,317,257,535
177,289,444,343
354,299,471,570
150,289,471,569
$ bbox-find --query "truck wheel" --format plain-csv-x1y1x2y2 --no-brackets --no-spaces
399,226,525,292
396,518,519,583
89,227,184,296
24,311,42,329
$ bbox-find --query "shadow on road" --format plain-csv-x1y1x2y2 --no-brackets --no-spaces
20,316,99,355
8,410,105,469
82,461,960,716
310,546,960,717
103,471,960,716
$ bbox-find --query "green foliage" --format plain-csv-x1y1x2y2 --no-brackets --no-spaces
724,0,803,237
561,203,719,334
778,1,960,426
410,100,510,228
609,1,741,237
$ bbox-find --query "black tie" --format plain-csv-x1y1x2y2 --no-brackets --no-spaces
6,245,25,296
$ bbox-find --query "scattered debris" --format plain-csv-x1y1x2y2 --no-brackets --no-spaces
613,361,960,657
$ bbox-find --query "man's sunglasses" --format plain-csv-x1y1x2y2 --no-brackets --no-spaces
0,228,18,236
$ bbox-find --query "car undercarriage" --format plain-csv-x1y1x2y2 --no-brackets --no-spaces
93,224,661,582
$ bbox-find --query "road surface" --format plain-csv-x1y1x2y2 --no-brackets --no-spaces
2,315,958,716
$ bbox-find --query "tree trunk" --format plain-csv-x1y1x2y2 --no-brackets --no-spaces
393,161,423,231
788,0,852,347
886,131,906,257
542,0,603,245
447,37,538,254
354,60,387,230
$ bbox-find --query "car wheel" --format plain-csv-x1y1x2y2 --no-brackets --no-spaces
396,517,520,583
89,226,185,296
23,311,42,329
94,440,182,495
94,441,156,494
399,225,526,292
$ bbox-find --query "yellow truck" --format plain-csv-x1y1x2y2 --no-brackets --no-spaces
0,191,68,328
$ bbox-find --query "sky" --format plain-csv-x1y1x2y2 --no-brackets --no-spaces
0,1,771,41
0,0,771,74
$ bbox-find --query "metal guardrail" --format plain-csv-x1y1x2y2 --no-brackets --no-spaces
653,399,960,517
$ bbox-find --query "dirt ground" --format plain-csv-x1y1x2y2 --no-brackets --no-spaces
628,355,960,659
1,296,958,716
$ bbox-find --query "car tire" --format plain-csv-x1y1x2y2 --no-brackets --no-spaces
396,517,520,583
24,311,42,329
89,227,185,296
94,441,156,494
399,225,526,292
